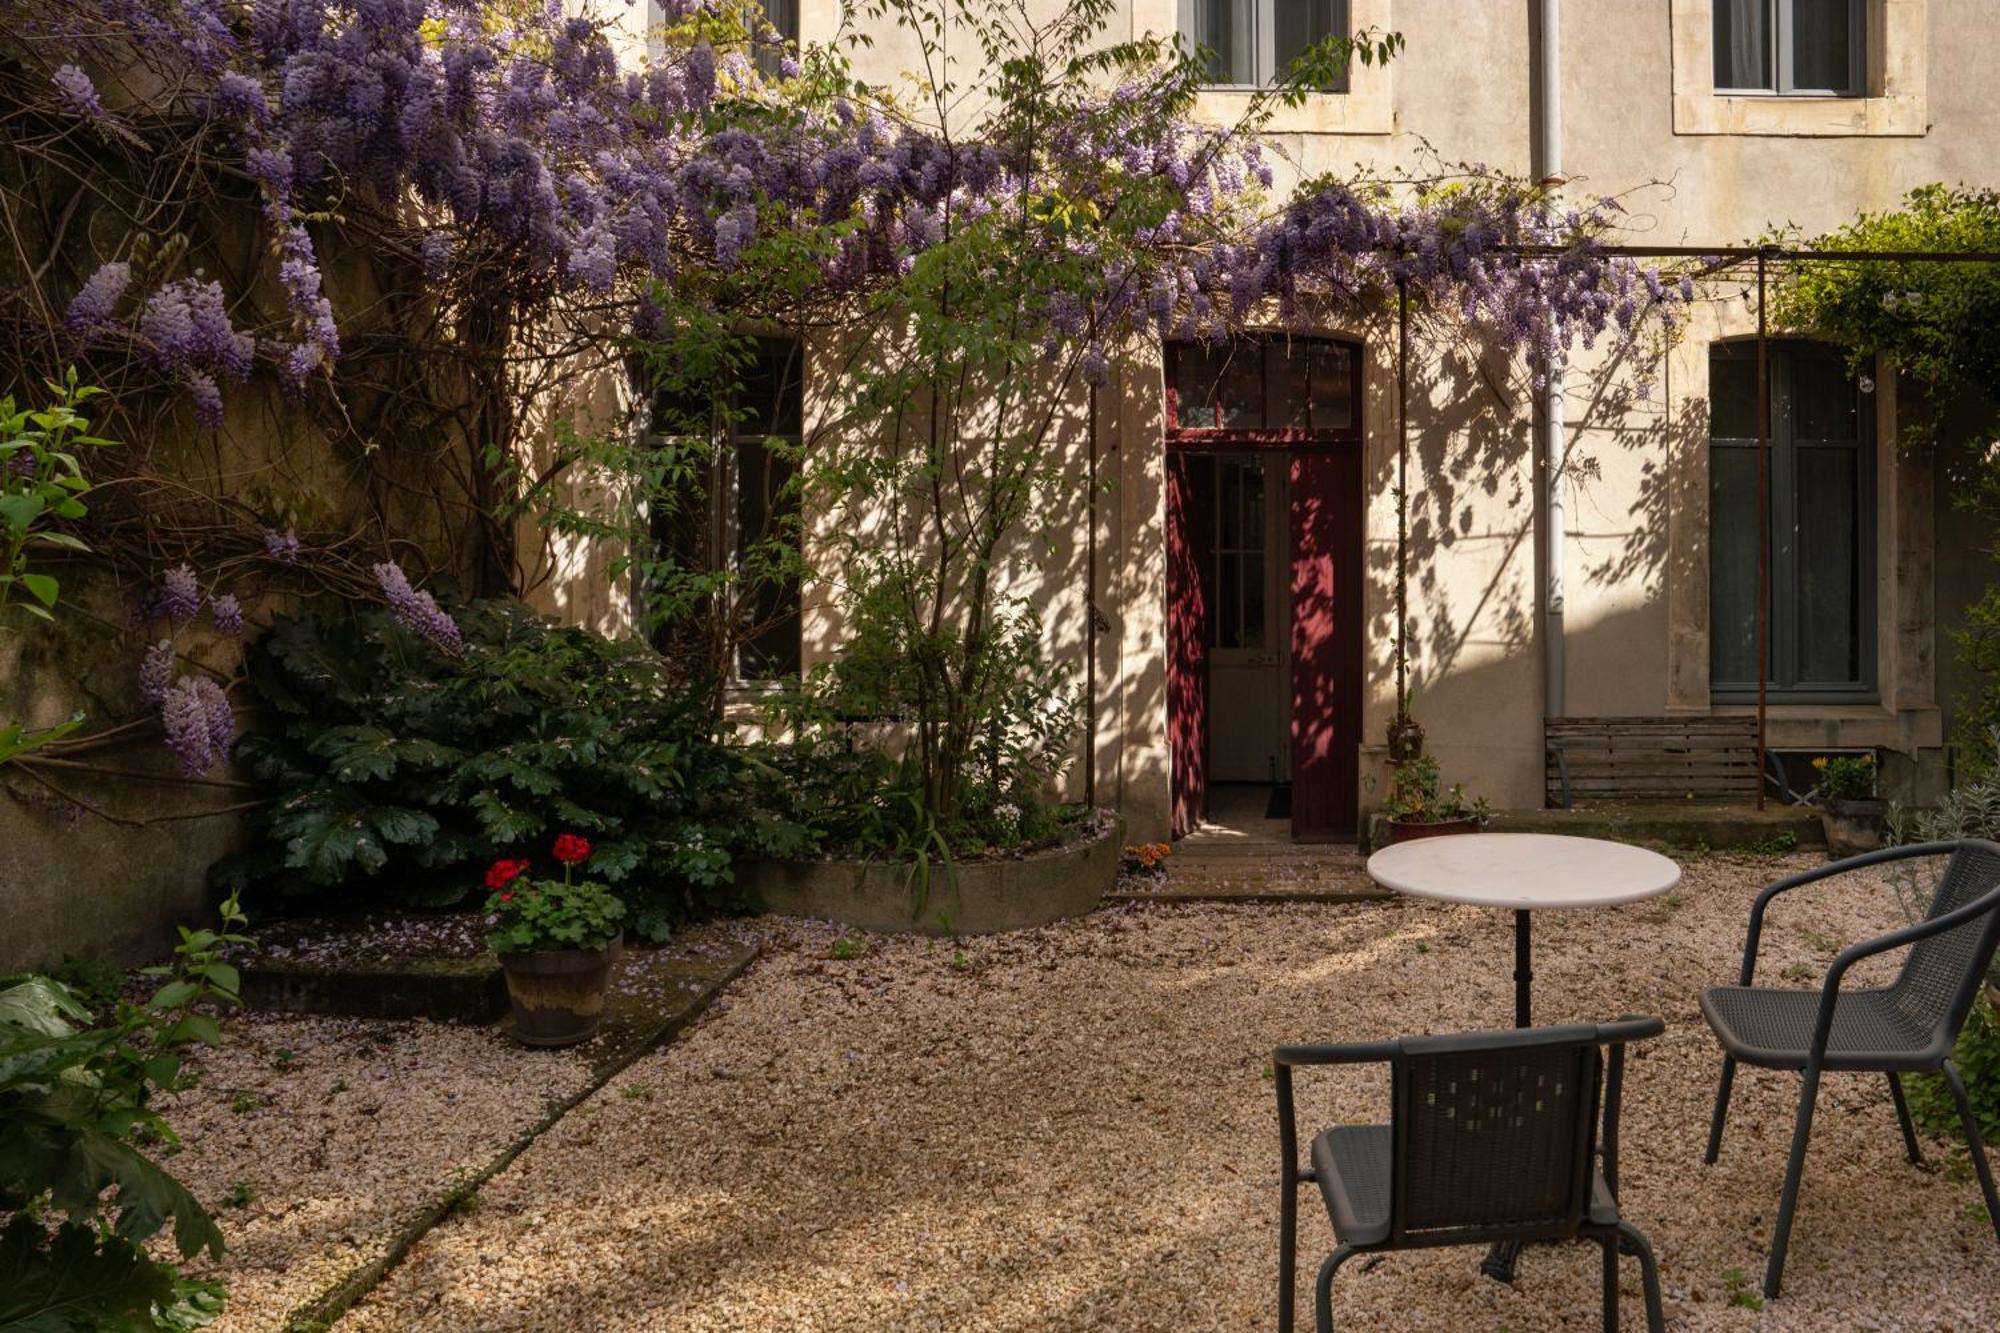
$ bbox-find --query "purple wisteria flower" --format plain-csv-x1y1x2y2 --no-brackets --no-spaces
139,279,254,381
263,527,301,563
52,65,104,118
210,592,245,637
162,675,234,777
66,261,132,334
138,640,174,707
158,564,201,626
373,560,462,653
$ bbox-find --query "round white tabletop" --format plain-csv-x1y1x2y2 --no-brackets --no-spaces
1366,832,1680,910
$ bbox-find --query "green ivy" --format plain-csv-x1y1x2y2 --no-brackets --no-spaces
216,599,813,938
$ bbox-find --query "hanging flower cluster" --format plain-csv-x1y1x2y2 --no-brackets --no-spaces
373,560,461,653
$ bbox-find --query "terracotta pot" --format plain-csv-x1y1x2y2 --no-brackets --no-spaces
1819,798,1886,858
499,935,621,1047
1385,816,1480,845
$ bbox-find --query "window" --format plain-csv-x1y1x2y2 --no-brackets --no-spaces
1178,0,1350,91
1713,0,1864,96
752,0,798,78
646,338,804,681
1708,341,1875,702
1167,338,1357,435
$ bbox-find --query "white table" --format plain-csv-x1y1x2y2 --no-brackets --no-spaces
1366,833,1681,1028
1367,832,1680,1283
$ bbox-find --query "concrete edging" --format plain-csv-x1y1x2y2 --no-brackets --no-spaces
739,821,1121,935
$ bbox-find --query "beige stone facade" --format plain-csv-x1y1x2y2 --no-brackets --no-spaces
567,0,1997,845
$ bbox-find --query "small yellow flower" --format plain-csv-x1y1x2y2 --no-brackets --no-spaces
1813,756,1829,770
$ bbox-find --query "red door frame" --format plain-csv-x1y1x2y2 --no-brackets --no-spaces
1164,338,1366,841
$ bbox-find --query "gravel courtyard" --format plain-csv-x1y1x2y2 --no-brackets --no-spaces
192,851,1999,1330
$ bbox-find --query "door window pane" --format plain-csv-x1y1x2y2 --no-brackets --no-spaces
1708,342,1872,698
1714,0,1773,90
1794,445,1861,683
1308,342,1354,428
1709,446,1762,685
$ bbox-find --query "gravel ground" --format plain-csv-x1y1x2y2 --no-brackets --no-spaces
158,1012,594,1330
312,853,1993,1329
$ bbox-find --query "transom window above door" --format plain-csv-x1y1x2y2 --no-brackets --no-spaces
1167,338,1359,436
1713,0,1865,96
1178,0,1351,91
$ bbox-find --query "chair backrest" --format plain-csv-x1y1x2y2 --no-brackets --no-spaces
1389,1025,1605,1245
1888,838,2000,1047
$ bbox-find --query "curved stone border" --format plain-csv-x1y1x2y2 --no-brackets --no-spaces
740,819,1121,935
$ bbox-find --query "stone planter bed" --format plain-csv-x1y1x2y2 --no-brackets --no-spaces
229,911,507,1023
738,811,1121,935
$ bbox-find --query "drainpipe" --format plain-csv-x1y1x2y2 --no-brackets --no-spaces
1535,0,1566,719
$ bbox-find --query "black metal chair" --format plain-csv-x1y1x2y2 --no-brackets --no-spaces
1701,838,2000,1300
1276,1018,1667,1333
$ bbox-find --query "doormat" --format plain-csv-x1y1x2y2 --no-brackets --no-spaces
1265,784,1292,820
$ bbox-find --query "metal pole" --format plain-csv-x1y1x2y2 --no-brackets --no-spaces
1536,0,1566,721
1396,274,1410,711
1084,379,1098,808
1755,251,1771,811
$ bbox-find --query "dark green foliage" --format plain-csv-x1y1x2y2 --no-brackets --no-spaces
1908,996,2000,1146
218,600,809,937
0,901,247,1331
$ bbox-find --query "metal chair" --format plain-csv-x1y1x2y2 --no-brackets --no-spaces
1701,838,2000,1300
1276,1018,1667,1333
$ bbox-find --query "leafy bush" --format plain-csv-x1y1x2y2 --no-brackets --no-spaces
1808,753,1877,804
218,600,811,939
1381,754,1488,824
1906,996,2000,1147
0,894,249,1330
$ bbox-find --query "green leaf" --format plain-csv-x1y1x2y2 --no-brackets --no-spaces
17,574,57,609
146,981,198,1011
0,1217,181,1333
307,726,401,782
0,979,88,1038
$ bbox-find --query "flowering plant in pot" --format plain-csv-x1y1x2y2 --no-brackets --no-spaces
485,834,626,1048
1810,753,1883,856
1381,754,1488,845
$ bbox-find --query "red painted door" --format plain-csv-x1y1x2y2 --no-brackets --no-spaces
1167,453,1208,838
1290,449,1363,841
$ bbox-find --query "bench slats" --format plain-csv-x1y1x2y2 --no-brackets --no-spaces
1546,715,1760,807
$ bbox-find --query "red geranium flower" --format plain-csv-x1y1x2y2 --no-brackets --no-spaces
552,833,592,866
498,890,514,904
485,858,529,890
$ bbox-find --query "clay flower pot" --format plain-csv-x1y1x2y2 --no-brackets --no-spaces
499,935,622,1047
1819,798,1886,858
1386,816,1480,845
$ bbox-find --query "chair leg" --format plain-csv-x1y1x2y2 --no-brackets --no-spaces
1703,1054,1737,1165
1942,1059,2000,1248
1314,1245,1356,1333
1600,1233,1620,1333
1615,1221,1666,1333
1763,1065,1822,1301
1279,1175,1298,1333
1887,1072,1923,1165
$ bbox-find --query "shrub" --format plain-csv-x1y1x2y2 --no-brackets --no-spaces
217,600,811,939
1808,753,1878,804
0,893,249,1330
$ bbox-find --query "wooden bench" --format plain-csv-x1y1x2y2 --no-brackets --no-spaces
1545,716,1761,808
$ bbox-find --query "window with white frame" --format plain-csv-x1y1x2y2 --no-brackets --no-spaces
1708,341,1876,702
1713,0,1865,96
1178,0,1350,91
645,338,804,681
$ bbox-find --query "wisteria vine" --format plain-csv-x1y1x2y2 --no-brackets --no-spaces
0,0,1699,790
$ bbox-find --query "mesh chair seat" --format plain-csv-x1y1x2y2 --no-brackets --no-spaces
1701,984,1943,1072
1312,1122,1619,1248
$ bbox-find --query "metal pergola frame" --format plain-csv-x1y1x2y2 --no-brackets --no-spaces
1384,241,2000,811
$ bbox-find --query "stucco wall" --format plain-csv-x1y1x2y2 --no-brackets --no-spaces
567,0,1995,837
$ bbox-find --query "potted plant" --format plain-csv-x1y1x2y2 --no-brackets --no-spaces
1381,754,1488,845
1810,753,1884,856
485,834,626,1047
